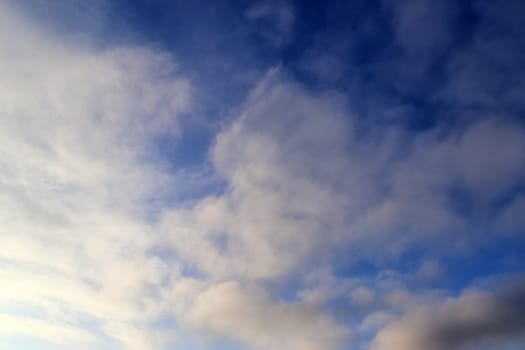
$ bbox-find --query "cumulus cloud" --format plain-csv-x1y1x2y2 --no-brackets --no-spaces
158,69,525,348
371,278,525,350
186,281,351,350
0,314,94,345
160,68,525,283
161,71,359,280
3,2,525,349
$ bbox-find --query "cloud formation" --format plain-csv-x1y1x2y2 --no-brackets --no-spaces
159,70,525,348
0,2,189,349
187,282,351,350
2,1,525,349
372,279,525,350
162,71,525,282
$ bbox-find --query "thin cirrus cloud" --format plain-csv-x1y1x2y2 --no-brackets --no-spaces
1,1,525,350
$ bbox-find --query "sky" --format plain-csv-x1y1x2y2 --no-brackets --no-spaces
1,0,525,349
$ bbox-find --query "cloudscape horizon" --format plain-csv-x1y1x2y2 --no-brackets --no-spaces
1,1,525,349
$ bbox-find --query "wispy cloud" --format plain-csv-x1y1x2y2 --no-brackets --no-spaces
0,3,189,349
245,0,295,46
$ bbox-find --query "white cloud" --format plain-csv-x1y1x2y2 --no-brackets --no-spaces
359,311,395,333
371,278,525,350
3,2,525,349
186,281,351,350
159,70,525,349
161,71,362,280
0,314,94,344
351,286,375,308
416,260,443,281
156,71,525,348
0,2,189,349
161,68,525,281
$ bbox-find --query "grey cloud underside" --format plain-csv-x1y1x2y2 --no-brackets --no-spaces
372,279,525,350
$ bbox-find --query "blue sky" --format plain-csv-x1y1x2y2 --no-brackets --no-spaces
1,0,525,349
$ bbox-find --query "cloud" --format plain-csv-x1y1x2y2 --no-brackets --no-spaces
371,278,525,350
438,0,525,112
383,0,457,54
161,71,359,280
246,0,295,46
416,260,443,281
161,68,525,285
391,120,525,211
496,195,525,235
3,2,525,349
0,314,94,345
0,2,190,349
379,0,458,92
186,281,351,350
157,69,525,348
